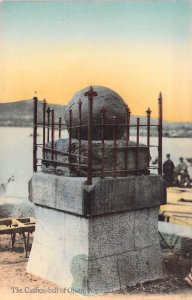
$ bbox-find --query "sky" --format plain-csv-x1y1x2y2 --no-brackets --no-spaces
0,1,192,122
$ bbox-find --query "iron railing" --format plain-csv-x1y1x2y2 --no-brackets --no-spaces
33,86,163,184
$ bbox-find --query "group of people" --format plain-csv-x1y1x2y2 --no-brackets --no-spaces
163,154,190,187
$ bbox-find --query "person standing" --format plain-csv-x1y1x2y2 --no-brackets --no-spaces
174,157,190,187
163,154,175,187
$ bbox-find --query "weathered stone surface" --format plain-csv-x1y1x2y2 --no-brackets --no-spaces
42,138,150,177
70,139,150,176
27,174,166,294
29,173,166,217
135,175,166,207
87,256,120,294
65,86,128,140
83,176,135,215
88,211,135,258
29,173,86,215
27,204,165,294
117,245,164,287
88,208,160,260
83,175,166,216
27,206,88,288
134,208,159,249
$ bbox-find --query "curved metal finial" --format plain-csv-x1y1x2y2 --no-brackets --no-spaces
158,92,162,102
146,107,152,115
33,91,38,101
84,86,98,97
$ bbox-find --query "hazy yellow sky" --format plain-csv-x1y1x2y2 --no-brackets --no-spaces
0,1,192,122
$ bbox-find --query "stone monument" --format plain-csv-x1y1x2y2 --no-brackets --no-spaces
27,86,166,294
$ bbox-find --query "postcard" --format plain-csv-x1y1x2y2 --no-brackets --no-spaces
0,1,192,300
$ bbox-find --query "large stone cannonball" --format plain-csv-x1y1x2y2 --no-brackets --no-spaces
65,86,128,140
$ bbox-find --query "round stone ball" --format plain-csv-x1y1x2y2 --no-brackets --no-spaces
65,86,128,140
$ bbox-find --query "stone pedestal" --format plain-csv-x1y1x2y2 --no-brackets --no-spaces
27,173,166,294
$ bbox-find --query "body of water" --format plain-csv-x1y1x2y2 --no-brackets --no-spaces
0,127,191,203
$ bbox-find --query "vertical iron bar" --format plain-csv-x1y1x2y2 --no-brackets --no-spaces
136,117,140,173
59,117,62,139
42,100,46,160
113,116,117,178
51,110,55,161
47,107,50,143
101,108,106,178
146,108,152,168
69,109,72,167
84,86,98,185
125,107,130,174
158,92,163,175
87,93,93,184
127,108,131,141
78,100,82,170
33,97,38,172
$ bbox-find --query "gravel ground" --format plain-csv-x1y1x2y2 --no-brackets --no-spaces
0,233,191,299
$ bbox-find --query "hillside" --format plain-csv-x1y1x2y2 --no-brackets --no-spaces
0,99,66,127
0,99,192,137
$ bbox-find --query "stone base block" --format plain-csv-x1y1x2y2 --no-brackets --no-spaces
43,138,150,177
27,205,165,294
29,173,166,217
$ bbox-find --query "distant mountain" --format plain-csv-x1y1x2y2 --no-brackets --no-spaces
0,99,191,137
0,99,66,127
